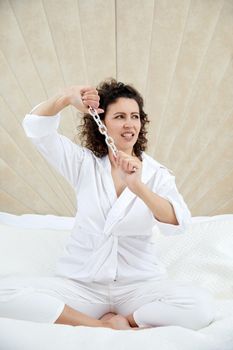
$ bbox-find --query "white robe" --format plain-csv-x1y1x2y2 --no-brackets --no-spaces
22,112,191,284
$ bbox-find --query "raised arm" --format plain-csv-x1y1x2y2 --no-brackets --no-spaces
31,85,104,116
22,86,104,189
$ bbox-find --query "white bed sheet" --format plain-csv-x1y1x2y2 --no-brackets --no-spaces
0,213,233,350
0,311,233,350
0,211,75,230
0,211,233,229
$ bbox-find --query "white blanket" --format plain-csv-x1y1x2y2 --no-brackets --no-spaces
0,213,233,350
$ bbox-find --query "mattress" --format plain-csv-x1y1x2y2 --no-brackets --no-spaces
0,212,232,350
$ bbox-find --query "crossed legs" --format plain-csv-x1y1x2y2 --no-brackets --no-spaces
0,276,215,330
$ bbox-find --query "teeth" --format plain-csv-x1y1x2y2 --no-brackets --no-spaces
122,133,134,137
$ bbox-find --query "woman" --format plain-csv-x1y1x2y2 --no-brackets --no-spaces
0,79,215,330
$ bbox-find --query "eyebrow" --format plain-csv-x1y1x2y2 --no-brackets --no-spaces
113,112,140,115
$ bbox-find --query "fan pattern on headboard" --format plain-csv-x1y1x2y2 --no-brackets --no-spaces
0,0,233,216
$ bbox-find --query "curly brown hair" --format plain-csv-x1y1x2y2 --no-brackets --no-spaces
77,78,150,160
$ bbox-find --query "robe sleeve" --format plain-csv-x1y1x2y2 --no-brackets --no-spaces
153,167,192,235
22,104,85,190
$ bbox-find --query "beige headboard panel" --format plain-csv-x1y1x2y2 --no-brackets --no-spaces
0,0,232,216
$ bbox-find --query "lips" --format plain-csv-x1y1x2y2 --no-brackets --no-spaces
121,132,135,138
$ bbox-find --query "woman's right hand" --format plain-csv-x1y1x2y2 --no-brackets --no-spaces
30,85,104,117
64,85,104,114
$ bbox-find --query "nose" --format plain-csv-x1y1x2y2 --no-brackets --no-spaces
123,117,134,128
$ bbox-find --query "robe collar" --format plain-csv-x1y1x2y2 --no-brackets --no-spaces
97,152,162,234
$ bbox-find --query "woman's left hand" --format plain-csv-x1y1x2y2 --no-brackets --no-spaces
114,151,143,191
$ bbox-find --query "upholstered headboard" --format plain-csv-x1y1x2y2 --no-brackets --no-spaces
0,0,233,216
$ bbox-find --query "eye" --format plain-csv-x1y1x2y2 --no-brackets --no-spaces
115,115,124,119
132,115,140,119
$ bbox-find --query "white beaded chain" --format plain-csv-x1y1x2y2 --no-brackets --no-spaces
88,106,118,157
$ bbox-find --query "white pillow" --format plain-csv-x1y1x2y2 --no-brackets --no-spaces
0,211,75,230
155,219,233,298
0,223,69,277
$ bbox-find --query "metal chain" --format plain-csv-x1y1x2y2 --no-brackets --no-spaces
88,106,118,157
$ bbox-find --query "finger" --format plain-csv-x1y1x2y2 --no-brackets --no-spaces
129,162,139,172
82,94,100,106
115,151,127,163
111,152,118,163
80,86,96,94
127,160,138,173
116,153,132,169
97,108,105,114
82,98,100,108
116,155,123,168
81,94,100,103
82,92,99,99
117,151,127,157
117,154,127,166
120,156,140,173
84,90,98,96
121,158,132,173
83,99,100,109
117,154,130,166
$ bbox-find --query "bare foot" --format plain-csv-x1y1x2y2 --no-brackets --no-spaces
103,314,132,330
99,312,117,321
125,314,151,330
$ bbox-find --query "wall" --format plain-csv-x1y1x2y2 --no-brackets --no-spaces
0,0,232,216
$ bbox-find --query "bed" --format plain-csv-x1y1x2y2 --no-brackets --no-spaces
0,212,233,350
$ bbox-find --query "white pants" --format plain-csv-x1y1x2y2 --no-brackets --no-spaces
0,276,215,330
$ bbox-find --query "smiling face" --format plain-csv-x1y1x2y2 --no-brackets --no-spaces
104,97,141,156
